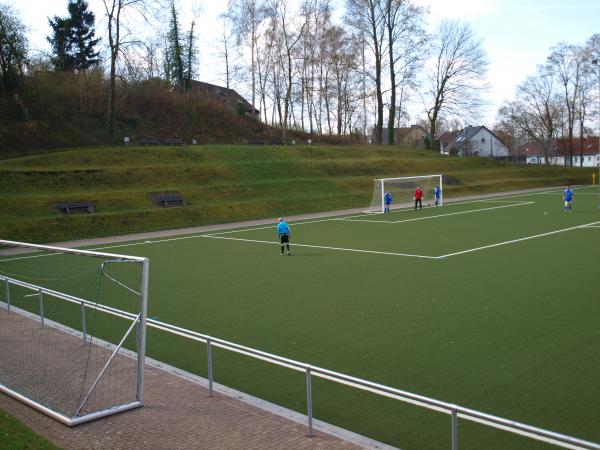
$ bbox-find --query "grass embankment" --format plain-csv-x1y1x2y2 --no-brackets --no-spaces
0,409,59,450
0,144,591,243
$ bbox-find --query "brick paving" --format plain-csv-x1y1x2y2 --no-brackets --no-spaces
0,307,368,450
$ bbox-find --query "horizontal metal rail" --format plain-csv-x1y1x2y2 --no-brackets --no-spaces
1,274,598,449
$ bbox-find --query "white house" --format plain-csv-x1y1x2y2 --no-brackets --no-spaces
523,138,600,167
439,126,509,158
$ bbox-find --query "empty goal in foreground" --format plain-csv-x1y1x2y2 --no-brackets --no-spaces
0,239,148,426
368,174,443,213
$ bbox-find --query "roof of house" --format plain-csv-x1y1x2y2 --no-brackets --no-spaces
438,131,457,145
439,126,505,150
520,138,600,157
189,80,258,114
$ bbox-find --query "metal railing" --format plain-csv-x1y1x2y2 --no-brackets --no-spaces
2,273,598,449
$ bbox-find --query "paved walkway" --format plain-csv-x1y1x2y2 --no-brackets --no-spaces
1,357,371,450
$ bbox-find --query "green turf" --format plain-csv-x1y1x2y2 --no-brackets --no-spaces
2,187,599,449
0,409,59,450
0,144,594,243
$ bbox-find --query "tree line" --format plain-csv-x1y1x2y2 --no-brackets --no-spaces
2,0,597,154
496,35,599,166
1,0,493,147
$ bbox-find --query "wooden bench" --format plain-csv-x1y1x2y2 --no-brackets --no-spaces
269,138,284,145
56,201,94,215
166,138,185,146
139,138,161,146
156,193,186,207
248,138,265,145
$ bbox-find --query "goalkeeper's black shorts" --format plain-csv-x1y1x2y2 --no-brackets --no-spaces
280,233,290,244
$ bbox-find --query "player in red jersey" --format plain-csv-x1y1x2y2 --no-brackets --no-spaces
414,185,424,210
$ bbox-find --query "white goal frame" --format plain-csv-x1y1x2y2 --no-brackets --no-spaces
374,174,443,213
0,239,149,426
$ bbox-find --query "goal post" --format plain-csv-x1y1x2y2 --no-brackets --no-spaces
0,239,148,426
368,174,443,213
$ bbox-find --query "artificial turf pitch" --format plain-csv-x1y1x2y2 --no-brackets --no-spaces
2,186,600,449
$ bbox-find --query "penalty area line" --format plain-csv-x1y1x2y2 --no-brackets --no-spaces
438,220,600,259
201,235,439,259
340,202,535,224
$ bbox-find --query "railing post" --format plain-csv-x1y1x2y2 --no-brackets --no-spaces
306,366,314,437
207,338,213,396
451,407,458,450
5,279,10,313
38,289,44,327
81,301,86,344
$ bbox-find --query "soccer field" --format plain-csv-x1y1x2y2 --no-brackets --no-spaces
3,186,600,449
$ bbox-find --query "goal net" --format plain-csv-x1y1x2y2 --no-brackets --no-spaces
368,175,443,213
0,240,148,426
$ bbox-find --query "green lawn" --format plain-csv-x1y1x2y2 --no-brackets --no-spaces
0,410,59,450
0,144,593,243
2,186,599,449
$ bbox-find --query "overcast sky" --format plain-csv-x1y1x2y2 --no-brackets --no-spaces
10,0,600,127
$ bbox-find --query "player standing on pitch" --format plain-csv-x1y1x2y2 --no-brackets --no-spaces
434,185,441,207
563,185,574,213
414,185,424,210
384,191,392,213
277,218,291,255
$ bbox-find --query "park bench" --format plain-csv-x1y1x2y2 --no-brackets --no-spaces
269,138,284,145
56,201,94,215
156,193,186,207
139,138,161,146
166,138,185,146
248,138,265,145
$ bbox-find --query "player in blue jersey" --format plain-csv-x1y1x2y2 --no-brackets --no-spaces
433,185,441,207
563,186,574,213
384,191,392,213
277,218,291,255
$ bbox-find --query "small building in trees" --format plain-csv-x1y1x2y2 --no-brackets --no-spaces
189,80,259,119
371,125,427,147
439,126,509,158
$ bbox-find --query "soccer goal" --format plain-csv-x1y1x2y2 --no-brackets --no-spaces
368,174,443,213
0,240,148,426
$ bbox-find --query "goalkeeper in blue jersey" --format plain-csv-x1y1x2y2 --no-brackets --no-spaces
434,185,441,207
277,218,291,255
563,186,574,213
384,191,392,213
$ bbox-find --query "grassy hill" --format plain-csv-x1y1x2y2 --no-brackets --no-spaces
0,144,592,243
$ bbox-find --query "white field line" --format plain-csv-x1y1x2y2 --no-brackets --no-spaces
536,192,600,195
201,235,439,259
339,202,535,224
439,221,600,259
583,225,600,228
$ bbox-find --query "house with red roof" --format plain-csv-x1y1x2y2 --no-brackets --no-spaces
521,138,599,167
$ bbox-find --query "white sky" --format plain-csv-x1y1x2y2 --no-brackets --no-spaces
10,0,600,128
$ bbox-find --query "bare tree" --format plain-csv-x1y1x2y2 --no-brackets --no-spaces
346,0,385,143
102,0,151,131
227,0,268,113
424,20,488,149
547,43,586,166
498,71,561,164
216,15,243,89
384,0,427,144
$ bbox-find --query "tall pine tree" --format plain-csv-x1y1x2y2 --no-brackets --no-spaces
48,0,100,72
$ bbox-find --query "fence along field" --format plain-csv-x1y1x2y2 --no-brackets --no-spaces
2,186,599,449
